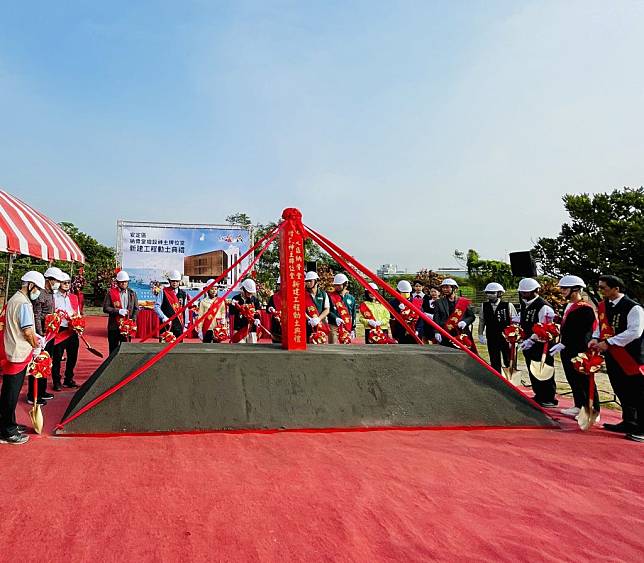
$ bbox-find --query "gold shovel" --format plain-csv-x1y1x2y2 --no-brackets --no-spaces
28,374,44,435
502,342,524,386
529,343,555,381
578,374,599,431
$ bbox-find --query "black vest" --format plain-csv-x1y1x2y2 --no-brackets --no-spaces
607,296,643,363
482,301,511,339
520,297,550,337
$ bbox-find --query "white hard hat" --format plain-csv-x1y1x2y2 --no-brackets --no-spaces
59,272,71,282
440,278,459,288
333,273,349,285
21,271,46,289
397,280,412,293
484,282,505,293
558,275,586,288
44,267,65,281
276,276,281,284
241,279,257,293
168,270,182,281
305,271,319,281
206,279,216,287
368,282,379,290
518,278,540,292
116,270,130,282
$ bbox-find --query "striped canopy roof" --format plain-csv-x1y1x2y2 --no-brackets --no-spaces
0,189,85,263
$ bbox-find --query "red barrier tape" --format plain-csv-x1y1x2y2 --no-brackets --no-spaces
305,230,423,345
57,224,284,430
141,224,280,342
304,225,550,415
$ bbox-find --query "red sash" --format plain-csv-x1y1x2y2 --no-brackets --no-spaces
305,293,329,334
359,302,394,344
163,287,181,312
598,301,644,376
329,292,352,331
109,287,124,312
359,301,375,321
54,294,80,345
444,297,477,353
561,301,595,328
231,302,258,343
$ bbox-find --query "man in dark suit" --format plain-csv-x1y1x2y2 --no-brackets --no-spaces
432,278,475,348
103,270,139,354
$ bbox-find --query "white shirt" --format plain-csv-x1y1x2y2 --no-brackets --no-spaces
54,291,75,327
478,300,518,336
591,295,644,347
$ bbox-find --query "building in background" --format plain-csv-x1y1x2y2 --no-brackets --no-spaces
377,264,408,278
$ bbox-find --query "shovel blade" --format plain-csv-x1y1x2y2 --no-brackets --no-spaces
530,362,555,381
29,405,43,435
577,406,599,431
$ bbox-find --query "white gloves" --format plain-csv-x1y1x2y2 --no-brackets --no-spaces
308,317,320,327
350,330,356,339
511,315,520,323
398,303,406,310
434,333,442,343
520,339,534,351
253,318,261,327
197,330,203,340
479,335,486,345
335,317,344,327
37,334,46,348
367,319,379,328
118,308,128,316
457,321,467,330
32,346,42,357
268,307,275,314
549,343,565,356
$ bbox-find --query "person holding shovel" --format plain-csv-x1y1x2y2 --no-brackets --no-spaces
518,278,557,407
0,271,46,445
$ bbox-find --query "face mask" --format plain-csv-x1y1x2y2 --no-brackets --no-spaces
400,292,411,299
486,293,498,302
51,282,61,291
30,289,41,301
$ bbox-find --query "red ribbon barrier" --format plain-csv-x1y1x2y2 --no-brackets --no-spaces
141,224,281,342
304,225,549,413
56,224,284,430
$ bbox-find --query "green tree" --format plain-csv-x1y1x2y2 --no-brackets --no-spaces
531,187,644,301
454,248,516,291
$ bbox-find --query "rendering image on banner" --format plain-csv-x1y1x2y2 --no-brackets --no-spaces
117,220,251,306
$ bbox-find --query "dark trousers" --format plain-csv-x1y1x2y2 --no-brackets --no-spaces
28,339,53,399
524,345,557,404
561,350,600,411
605,355,641,426
202,330,215,343
108,329,128,354
270,319,282,344
52,333,79,386
0,368,27,438
486,338,510,374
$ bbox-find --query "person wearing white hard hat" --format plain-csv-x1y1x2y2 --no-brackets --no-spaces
304,271,330,342
49,272,82,390
328,273,356,343
154,270,188,339
230,278,262,343
358,282,391,343
103,270,139,353
197,280,227,343
518,278,558,407
590,275,644,440
266,276,282,343
433,278,476,349
478,282,517,374
29,266,66,401
550,276,600,420
0,271,46,444
388,280,417,344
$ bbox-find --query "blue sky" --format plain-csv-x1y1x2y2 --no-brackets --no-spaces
1,1,643,272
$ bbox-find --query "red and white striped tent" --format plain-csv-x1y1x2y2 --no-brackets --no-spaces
0,189,85,263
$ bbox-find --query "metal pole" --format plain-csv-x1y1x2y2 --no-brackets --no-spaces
3,253,15,306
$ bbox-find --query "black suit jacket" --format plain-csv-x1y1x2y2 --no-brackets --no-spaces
433,297,475,333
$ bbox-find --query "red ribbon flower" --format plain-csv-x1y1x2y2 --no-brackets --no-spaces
44,312,62,337
29,351,53,379
532,322,559,342
571,350,604,375
502,324,524,344
309,330,328,344
337,325,352,344
212,323,229,343
118,318,137,338
400,307,419,326
70,315,86,335
368,327,396,344
160,330,177,343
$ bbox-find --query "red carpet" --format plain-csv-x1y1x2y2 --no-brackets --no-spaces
2,316,642,562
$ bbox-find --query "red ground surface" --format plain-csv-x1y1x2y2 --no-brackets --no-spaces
1,316,642,562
